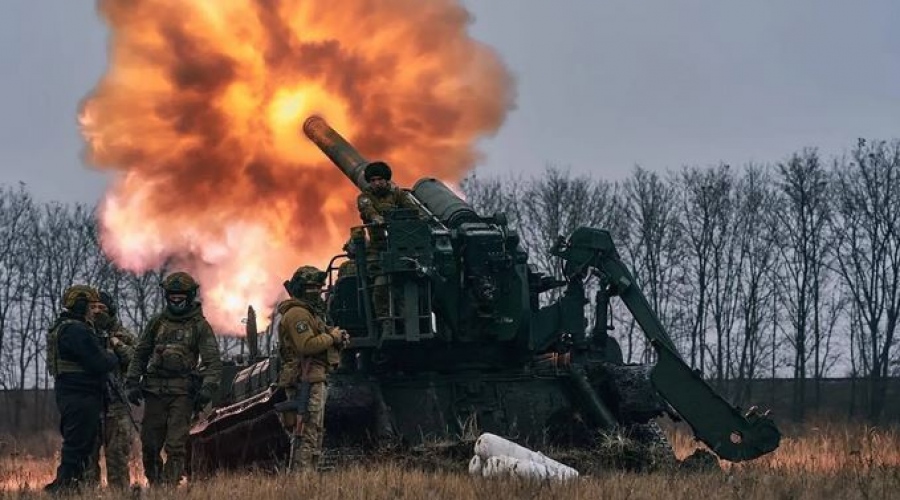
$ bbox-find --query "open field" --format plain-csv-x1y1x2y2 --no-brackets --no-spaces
3,421,900,499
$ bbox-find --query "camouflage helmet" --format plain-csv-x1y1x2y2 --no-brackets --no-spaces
364,161,391,182
62,285,100,310
160,272,199,293
98,290,117,317
291,266,327,286
284,265,326,298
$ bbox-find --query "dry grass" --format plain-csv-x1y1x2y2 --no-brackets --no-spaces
3,421,900,499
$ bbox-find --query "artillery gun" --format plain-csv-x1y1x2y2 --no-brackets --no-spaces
186,117,780,475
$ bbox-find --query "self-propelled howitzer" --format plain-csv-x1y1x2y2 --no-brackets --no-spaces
302,116,780,459
186,117,780,476
303,115,530,352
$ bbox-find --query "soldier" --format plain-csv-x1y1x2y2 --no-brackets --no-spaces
356,162,418,336
274,266,348,471
85,291,136,489
44,285,118,495
124,272,222,486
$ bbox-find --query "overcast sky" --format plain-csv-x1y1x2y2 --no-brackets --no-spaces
1,1,898,204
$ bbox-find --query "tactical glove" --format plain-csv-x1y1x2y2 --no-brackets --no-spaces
194,384,215,411
125,381,143,406
330,328,350,349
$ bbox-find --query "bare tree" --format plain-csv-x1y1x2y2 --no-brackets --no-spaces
516,165,618,281
0,184,34,388
459,170,522,225
773,149,832,421
731,165,779,401
830,139,900,421
677,163,737,381
618,167,683,363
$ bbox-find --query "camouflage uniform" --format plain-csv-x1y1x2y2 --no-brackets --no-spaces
86,318,136,489
125,272,222,486
356,166,418,334
276,266,346,471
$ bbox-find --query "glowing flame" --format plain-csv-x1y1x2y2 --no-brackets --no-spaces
78,0,514,334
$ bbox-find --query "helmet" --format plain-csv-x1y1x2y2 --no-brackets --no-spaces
160,272,199,293
98,290,117,317
62,285,100,313
364,161,392,182
284,266,326,298
293,266,327,286
160,272,199,314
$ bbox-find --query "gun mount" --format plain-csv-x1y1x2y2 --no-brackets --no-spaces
187,117,780,476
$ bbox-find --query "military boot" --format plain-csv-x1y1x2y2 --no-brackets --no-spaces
293,447,316,472
161,457,185,485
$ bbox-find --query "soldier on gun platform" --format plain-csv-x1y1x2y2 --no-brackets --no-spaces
355,162,418,336
85,291,136,490
274,266,349,471
125,272,222,486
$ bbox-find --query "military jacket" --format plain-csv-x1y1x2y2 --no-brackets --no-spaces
356,184,418,252
276,298,340,384
46,311,117,393
126,304,222,395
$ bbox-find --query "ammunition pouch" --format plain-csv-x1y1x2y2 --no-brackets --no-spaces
142,376,192,395
147,343,195,377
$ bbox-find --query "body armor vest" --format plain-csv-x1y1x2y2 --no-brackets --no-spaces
145,315,202,378
46,318,85,377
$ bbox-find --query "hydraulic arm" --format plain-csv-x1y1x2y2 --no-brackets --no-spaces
553,227,781,462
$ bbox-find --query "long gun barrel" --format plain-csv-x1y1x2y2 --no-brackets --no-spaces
302,115,481,228
302,115,386,191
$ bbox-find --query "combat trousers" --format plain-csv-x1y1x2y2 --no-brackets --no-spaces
86,400,133,488
292,381,328,471
366,256,388,318
367,255,395,338
51,389,103,488
140,392,192,485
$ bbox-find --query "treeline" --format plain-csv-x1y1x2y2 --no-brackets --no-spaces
0,138,898,425
461,138,900,422
0,187,249,430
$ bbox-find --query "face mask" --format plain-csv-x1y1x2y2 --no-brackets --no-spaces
94,311,114,331
167,297,190,314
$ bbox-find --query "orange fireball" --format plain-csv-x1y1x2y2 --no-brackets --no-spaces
78,0,515,335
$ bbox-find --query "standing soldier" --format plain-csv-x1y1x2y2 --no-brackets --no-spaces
85,291,136,489
274,266,348,471
124,272,222,486
355,162,418,336
44,285,118,494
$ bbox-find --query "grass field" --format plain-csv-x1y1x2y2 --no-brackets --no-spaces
2,421,900,499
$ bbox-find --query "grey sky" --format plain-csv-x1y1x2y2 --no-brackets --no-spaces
1,1,898,204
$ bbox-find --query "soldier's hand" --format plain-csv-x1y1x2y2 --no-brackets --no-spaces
329,328,349,348
194,384,215,411
125,384,143,406
372,215,385,225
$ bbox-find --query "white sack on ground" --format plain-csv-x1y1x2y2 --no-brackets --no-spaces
469,455,483,476
481,455,578,481
474,433,579,478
